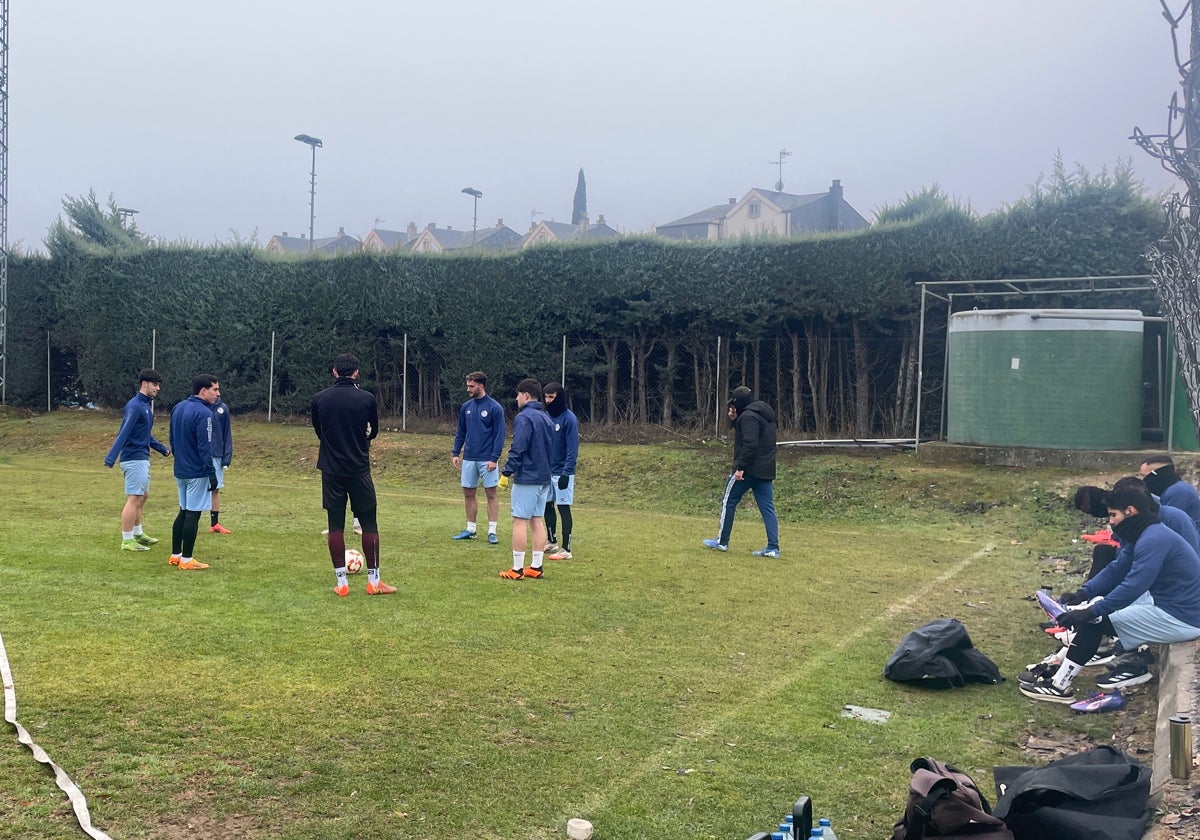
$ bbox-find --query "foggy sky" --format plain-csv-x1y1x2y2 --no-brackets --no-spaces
12,1,1186,252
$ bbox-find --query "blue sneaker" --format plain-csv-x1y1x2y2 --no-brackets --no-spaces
751,547,780,558
1070,690,1125,713
487,532,499,545
702,539,728,552
452,530,477,540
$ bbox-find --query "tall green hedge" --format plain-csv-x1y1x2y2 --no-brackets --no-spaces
5,179,1166,436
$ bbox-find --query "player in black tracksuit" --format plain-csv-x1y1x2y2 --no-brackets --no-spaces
311,353,395,597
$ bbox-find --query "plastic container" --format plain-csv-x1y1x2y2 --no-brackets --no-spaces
818,818,838,840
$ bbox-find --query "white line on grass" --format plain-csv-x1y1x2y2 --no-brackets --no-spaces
566,542,997,821
0,626,114,840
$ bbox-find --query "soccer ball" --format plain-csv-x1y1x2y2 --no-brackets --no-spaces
344,549,364,574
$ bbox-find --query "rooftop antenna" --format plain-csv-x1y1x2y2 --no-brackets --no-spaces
768,148,791,192
531,208,543,227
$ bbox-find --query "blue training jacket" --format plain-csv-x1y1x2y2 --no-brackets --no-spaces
211,398,233,467
1162,481,1200,532
105,392,168,466
453,394,506,462
549,408,579,476
1084,521,1200,628
169,396,216,481
503,400,553,485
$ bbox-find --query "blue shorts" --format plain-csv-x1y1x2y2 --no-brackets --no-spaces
1109,593,1200,648
212,459,225,490
511,483,551,519
461,459,499,489
551,474,575,505
176,477,211,511
121,460,151,496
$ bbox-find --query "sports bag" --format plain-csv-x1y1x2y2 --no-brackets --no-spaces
992,746,1150,840
892,757,1014,839
884,619,1003,689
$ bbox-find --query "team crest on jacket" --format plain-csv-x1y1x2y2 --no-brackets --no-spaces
481,410,489,417
554,422,561,431
216,406,225,415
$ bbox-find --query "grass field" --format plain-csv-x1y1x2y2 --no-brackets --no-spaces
0,410,1111,839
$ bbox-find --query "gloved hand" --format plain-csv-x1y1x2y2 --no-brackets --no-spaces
1058,589,1087,607
498,474,511,490
209,476,219,492
1056,605,1097,628
558,474,569,490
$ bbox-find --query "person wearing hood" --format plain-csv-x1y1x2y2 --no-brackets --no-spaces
542,382,579,561
1140,455,1200,532
1021,482,1200,703
703,385,780,558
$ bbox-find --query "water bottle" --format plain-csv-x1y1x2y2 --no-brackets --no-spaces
770,832,787,840
810,829,824,839
783,814,795,839
818,818,838,840
778,822,793,839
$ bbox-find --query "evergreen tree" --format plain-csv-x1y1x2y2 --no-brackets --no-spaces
45,189,148,258
572,169,587,226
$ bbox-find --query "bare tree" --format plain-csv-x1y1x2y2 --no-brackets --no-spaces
1133,1,1200,438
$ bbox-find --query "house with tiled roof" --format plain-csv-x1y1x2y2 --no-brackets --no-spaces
407,220,522,253
265,227,362,254
363,223,418,251
521,215,620,247
655,180,869,241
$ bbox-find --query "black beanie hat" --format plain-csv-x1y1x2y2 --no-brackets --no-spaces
731,386,753,412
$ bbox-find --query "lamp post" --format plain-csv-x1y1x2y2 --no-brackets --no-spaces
461,187,482,244
294,134,323,250
116,207,139,227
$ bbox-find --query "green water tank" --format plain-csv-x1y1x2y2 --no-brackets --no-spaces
946,309,1143,450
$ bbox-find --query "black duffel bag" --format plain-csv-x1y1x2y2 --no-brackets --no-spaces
992,746,1150,840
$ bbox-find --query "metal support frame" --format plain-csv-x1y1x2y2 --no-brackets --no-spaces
0,1,9,403
914,275,1163,455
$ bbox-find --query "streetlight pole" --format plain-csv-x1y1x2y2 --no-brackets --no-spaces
461,187,482,244
294,134,323,250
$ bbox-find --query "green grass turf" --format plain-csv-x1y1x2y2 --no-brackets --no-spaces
0,411,1113,839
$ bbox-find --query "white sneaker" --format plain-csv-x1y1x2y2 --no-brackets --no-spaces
544,542,560,554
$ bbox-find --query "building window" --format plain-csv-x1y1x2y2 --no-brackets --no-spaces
748,201,761,219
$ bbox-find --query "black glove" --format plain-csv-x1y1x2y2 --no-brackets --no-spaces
558,474,569,490
209,476,219,492
1058,589,1087,607
1056,605,1096,628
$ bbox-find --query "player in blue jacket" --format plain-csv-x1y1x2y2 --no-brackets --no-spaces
1141,455,1200,532
450,371,506,543
104,369,170,551
542,382,579,561
498,378,554,580
167,375,220,570
1022,483,1200,703
208,396,234,534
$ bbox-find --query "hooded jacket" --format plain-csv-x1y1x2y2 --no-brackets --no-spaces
733,399,777,480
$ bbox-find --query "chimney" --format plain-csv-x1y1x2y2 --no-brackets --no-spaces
447,225,453,231
597,214,606,225
729,198,736,204
427,222,436,230
282,231,288,237
300,233,306,239
407,222,418,239
828,179,843,231
337,226,345,237
496,218,504,228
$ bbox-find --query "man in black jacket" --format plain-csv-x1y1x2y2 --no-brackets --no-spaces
703,386,781,557
311,353,395,597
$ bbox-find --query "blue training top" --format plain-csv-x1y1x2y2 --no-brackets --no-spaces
169,396,217,481
549,408,579,476
105,391,168,466
1162,482,1200,532
1085,522,1200,628
453,394,505,462
503,400,553,485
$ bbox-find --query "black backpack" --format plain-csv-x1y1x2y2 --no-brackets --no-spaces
884,619,1003,689
892,758,1014,839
